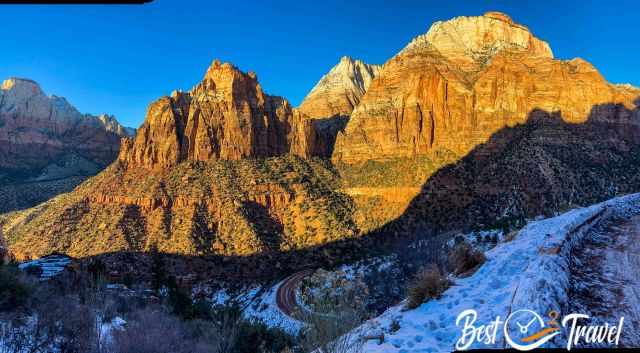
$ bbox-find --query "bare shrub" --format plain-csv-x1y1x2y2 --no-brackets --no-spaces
405,265,450,310
0,263,33,312
111,308,188,353
111,307,242,353
447,242,486,276
0,315,35,353
35,295,98,353
0,293,99,353
299,277,369,353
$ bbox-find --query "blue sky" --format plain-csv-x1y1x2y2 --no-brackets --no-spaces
1,0,638,128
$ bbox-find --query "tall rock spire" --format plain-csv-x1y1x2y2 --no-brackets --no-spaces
119,60,314,169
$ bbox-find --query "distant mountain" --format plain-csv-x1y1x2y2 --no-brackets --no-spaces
298,56,381,157
299,56,381,119
0,77,134,212
3,12,640,280
1,62,356,262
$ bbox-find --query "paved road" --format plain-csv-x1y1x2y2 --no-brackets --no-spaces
276,270,314,318
568,214,640,347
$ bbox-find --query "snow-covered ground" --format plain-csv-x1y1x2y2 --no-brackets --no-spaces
352,193,640,352
567,207,640,347
18,254,72,280
207,255,400,335
207,281,304,334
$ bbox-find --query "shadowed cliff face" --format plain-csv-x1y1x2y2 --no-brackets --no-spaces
372,100,640,238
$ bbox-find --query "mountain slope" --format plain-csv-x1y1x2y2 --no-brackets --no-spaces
0,78,133,212
333,11,640,233
3,12,640,278
1,63,358,261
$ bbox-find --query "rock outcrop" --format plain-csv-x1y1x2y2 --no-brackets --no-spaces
119,61,315,169
332,12,640,163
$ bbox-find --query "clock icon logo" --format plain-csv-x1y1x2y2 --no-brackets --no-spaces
504,309,561,351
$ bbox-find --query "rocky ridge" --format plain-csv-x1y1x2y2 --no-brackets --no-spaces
3,12,640,279
0,77,133,175
297,56,381,157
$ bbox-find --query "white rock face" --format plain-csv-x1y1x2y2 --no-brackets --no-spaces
0,77,133,135
97,114,136,136
1,78,80,130
298,56,381,118
401,11,553,70
0,77,135,175
1,78,42,96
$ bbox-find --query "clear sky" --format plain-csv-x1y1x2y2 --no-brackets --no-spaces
1,0,638,128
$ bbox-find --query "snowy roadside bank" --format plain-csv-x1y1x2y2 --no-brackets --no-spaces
353,193,640,353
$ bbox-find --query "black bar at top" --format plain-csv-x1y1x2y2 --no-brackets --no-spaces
0,0,152,4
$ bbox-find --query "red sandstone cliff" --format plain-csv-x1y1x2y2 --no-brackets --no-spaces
119,60,316,169
332,12,640,163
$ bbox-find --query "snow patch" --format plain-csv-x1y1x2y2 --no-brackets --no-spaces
354,193,640,352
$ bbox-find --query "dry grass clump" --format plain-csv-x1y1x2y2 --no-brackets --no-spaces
405,265,450,310
448,242,486,276
503,229,519,242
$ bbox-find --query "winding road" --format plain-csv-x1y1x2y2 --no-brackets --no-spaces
276,269,313,318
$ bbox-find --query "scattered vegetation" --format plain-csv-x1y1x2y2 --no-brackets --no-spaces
389,319,401,333
337,151,458,189
0,261,295,353
0,263,32,311
298,273,369,353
